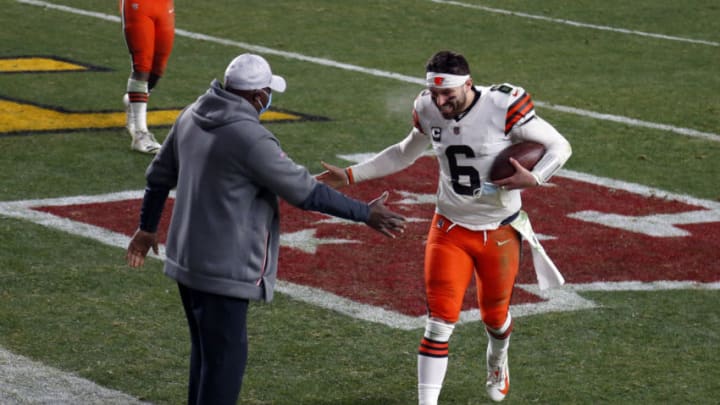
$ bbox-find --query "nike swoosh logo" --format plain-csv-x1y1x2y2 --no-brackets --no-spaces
496,239,511,246
500,374,510,395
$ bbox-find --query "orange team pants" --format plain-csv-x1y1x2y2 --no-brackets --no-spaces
424,213,520,330
121,0,175,76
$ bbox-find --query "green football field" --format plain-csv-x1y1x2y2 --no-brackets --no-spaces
1,0,719,404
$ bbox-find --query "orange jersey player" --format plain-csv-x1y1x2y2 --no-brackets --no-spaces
120,0,175,154
318,50,572,403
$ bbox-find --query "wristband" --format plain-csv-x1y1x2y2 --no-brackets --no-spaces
345,167,355,185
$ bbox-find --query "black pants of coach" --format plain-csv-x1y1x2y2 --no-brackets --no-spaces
178,282,250,405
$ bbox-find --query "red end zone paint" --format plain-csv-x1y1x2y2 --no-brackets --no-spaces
35,157,720,317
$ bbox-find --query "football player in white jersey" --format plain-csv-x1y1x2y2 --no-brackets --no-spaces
318,50,572,403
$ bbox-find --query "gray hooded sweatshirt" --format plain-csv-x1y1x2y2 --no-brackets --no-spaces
142,80,369,302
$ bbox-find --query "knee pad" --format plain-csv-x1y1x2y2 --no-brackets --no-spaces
423,318,455,342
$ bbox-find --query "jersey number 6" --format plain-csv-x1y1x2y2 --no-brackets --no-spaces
445,145,481,196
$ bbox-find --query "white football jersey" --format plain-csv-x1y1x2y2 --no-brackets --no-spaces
412,84,536,230
350,83,570,231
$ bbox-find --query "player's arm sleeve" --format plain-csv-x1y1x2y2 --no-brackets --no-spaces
348,128,430,183
244,136,370,223
510,116,572,184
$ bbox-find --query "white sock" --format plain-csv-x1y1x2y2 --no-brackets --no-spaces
417,319,454,405
486,314,512,357
130,102,148,132
127,78,149,132
418,381,443,405
418,352,449,403
418,354,447,405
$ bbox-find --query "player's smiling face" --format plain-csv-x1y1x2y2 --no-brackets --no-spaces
430,84,470,119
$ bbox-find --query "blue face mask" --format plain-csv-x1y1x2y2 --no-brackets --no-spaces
258,90,272,114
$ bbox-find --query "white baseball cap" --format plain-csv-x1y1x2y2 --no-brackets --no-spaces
224,53,286,93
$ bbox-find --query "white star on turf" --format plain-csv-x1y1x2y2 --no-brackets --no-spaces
316,216,427,226
280,228,359,254
394,190,436,205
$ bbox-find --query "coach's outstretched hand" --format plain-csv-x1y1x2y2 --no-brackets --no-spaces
126,229,159,268
366,191,406,238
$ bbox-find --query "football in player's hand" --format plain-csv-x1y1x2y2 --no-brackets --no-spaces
489,142,545,181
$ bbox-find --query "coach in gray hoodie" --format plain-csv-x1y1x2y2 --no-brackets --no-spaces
126,53,405,405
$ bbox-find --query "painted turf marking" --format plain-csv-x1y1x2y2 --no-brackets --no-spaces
0,190,589,329
2,184,719,330
14,0,720,142
430,0,719,47
1,172,718,402
1,169,719,329
0,347,148,404
568,209,720,237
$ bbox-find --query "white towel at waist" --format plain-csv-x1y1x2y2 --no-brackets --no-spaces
509,210,565,290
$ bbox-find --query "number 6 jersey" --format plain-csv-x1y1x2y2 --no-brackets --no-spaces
349,83,572,231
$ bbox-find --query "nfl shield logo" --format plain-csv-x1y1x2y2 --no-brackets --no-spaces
453,127,460,135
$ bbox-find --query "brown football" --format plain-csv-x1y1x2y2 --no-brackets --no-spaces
489,141,545,181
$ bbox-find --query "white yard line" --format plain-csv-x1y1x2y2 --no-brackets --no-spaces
534,103,720,142
430,0,719,47
14,0,720,142
0,347,148,404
